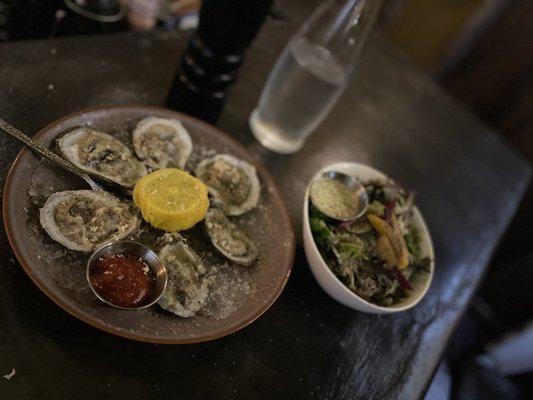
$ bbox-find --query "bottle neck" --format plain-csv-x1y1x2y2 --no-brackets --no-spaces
297,0,381,69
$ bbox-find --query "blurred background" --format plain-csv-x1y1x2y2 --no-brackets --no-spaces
0,0,531,398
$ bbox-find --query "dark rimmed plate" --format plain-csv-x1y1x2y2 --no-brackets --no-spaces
3,104,295,344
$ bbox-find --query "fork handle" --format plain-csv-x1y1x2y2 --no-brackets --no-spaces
0,118,100,189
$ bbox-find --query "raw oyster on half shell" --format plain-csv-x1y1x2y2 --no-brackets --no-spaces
157,233,209,318
195,154,260,216
57,127,147,188
204,208,258,266
39,190,140,252
132,117,193,170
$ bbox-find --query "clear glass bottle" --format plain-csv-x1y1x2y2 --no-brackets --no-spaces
249,0,382,154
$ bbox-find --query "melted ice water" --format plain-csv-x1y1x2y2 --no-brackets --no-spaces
250,37,348,153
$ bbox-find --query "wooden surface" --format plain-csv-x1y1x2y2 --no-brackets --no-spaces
442,0,533,163
441,0,533,313
0,6,530,400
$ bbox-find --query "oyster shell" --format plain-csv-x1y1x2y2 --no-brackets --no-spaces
195,154,260,216
39,190,139,252
132,117,193,170
58,127,147,188
157,233,209,318
204,208,258,266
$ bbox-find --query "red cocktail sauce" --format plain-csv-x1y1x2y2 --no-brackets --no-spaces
90,254,155,308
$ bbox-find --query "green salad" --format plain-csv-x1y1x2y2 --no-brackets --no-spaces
309,180,431,307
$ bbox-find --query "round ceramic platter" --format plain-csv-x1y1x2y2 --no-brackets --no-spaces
3,105,295,344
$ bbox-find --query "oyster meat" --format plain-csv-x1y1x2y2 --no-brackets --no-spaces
157,233,209,318
58,127,147,188
132,117,193,170
39,190,139,252
195,154,260,216
204,208,258,266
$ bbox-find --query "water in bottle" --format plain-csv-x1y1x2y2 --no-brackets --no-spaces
250,37,348,153
249,0,381,154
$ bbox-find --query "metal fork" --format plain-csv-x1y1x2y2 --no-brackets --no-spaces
0,118,104,191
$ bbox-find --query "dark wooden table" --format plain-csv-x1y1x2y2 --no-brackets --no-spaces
0,10,530,400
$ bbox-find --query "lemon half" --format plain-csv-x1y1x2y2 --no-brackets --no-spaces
133,168,209,232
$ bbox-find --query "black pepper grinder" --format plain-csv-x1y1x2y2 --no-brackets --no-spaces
166,0,273,124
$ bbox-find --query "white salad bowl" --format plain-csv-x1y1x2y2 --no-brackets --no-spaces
303,162,435,314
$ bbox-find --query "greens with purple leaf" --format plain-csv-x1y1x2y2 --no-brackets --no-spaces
309,180,431,307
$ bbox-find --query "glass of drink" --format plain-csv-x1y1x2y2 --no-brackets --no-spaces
249,0,381,154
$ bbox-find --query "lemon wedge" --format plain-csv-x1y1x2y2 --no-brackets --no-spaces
133,168,209,232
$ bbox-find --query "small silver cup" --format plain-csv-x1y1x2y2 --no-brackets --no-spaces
87,241,167,310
